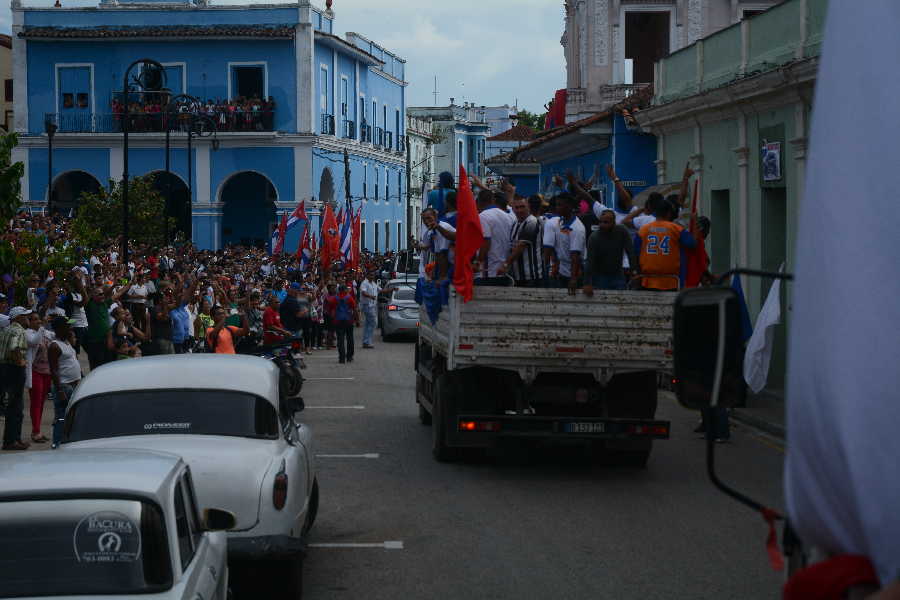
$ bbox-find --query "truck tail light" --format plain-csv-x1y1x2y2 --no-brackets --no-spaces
273,464,288,510
627,424,669,436
458,420,501,432
388,304,399,311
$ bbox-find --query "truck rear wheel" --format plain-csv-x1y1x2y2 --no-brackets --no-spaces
416,375,432,425
432,374,460,462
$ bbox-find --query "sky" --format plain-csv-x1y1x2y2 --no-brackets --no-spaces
0,0,567,114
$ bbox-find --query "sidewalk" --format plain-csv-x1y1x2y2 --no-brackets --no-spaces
732,388,785,440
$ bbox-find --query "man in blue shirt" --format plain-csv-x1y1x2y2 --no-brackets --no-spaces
427,171,455,217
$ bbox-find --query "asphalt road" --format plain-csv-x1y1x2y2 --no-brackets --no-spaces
290,329,786,600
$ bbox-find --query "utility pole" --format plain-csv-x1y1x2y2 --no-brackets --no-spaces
405,133,412,250
432,76,439,105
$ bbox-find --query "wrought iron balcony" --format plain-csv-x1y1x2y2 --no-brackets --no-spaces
374,127,385,147
360,122,372,143
44,110,277,133
397,136,406,154
321,114,336,135
384,130,393,150
342,119,356,139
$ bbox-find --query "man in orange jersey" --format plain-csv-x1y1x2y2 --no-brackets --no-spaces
635,199,696,290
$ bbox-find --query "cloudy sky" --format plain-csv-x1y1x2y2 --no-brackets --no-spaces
0,0,566,113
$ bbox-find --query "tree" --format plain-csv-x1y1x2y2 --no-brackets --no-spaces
516,110,547,132
0,132,25,224
72,175,175,249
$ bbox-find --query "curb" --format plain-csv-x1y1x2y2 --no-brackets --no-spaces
732,408,785,441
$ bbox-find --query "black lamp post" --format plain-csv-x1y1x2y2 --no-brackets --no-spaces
164,94,217,245
121,57,166,265
44,118,58,214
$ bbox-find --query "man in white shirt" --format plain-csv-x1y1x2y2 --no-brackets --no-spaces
543,193,586,294
359,271,380,349
419,208,456,281
475,190,512,284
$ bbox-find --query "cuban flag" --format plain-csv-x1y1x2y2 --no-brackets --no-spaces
299,225,312,271
339,208,353,266
271,212,288,255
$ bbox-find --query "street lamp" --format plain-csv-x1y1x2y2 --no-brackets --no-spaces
44,117,58,214
121,58,166,265
164,94,217,245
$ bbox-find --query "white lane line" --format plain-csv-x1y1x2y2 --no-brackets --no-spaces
306,377,356,381
305,405,365,410
316,453,380,459
309,541,404,550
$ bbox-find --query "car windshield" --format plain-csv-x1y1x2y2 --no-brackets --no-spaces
64,389,279,443
0,498,172,598
393,288,416,301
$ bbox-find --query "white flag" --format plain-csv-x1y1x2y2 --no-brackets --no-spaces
784,0,900,586
743,271,781,394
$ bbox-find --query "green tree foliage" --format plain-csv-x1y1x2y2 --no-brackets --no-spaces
515,110,547,132
73,175,174,249
0,132,25,224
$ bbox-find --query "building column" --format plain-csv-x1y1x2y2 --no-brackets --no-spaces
733,113,750,271
109,145,123,183
196,144,210,203
11,7,27,133
297,23,315,134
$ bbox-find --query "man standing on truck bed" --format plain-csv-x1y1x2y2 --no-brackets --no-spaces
475,190,512,286
498,195,544,287
635,200,696,291
583,209,637,293
543,193,586,294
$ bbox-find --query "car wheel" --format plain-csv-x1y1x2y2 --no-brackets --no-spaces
432,374,460,462
303,479,319,535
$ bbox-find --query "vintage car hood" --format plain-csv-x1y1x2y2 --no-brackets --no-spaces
62,435,279,531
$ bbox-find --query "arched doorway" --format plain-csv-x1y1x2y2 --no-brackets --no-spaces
319,168,335,208
220,171,277,248
50,170,101,215
149,171,191,242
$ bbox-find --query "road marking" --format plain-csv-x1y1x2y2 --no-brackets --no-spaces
305,405,365,410
316,453,380,459
309,541,403,550
306,377,356,381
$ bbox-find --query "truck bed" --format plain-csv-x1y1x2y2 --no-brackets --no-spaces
419,286,676,383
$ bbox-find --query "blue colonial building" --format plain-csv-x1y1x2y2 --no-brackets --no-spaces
11,0,408,252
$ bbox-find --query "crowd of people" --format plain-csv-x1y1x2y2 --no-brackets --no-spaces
0,210,401,452
417,163,712,296
109,95,277,132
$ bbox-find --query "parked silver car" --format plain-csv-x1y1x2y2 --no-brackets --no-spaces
0,449,235,600
60,355,318,599
380,285,419,341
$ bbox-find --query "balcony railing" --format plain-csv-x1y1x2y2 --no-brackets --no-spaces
397,136,406,154
374,127,385,147
384,130,393,150
342,119,356,139
44,110,277,133
360,122,372,143
321,114,336,135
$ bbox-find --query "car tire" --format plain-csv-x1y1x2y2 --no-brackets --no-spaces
432,374,460,462
303,479,319,535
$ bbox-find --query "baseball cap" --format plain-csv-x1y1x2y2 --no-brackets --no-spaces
50,316,75,330
290,282,301,290
8,306,33,319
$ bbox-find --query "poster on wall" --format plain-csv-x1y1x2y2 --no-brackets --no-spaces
761,140,782,182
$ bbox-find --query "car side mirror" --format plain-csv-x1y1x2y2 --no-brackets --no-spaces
203,508,237,531
673,287,747,410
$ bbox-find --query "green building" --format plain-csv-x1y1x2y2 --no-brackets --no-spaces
634,0,827,387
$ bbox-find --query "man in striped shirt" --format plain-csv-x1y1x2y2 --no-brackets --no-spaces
498,197,544,287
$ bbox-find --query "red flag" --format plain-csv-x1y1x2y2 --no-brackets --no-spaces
684,179,709,288
452,165,484,303
296,223,309,260
320,204,340,269
351,207,362,270
273,212,288,254
296,200,308,223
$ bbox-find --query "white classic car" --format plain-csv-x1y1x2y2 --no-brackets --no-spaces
0,448,235,599
59,355,318,598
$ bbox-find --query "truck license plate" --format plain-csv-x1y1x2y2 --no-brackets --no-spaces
564,422,605,433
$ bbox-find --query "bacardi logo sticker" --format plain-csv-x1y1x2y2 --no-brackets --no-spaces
73,511,142,563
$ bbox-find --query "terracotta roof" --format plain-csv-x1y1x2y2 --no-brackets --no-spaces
18,25,295,39
487,124,536,142
498,85,654,162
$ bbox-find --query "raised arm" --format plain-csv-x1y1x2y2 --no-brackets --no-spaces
678,162,695,208
606,164,633,211
565,171,594,206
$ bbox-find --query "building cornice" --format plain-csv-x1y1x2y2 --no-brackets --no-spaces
370,67,407,88
634,57,818,134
